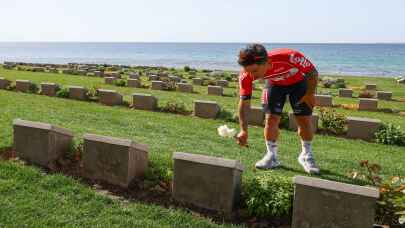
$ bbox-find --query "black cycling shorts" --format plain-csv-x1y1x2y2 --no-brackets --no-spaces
262,79,312,116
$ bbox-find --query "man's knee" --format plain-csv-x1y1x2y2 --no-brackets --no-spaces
295,116,313,131
265,114,281,127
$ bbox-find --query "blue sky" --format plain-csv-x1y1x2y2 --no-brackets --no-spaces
1,0,404,43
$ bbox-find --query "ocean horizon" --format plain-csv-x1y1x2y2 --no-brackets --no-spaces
1,42,405,77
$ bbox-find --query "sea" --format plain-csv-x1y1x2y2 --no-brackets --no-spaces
1,42,405,77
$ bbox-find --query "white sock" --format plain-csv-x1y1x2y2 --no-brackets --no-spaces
301,140,313,158
266,140,278,159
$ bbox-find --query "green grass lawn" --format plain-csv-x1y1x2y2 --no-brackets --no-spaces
0,68,404,227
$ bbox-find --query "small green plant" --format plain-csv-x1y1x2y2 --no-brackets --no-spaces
359,90,375,98
184,66,191,72
319,108,347,134
160,101,191,115
279,112,289,129
28,83,39,94
375,123,405,146
349,160,405,225
56,87,69,98
114,79,126,87
333,80,346,89
87,86,100,98
245,173,293,217
217,108,237,122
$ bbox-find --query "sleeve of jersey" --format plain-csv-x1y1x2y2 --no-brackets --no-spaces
239,73,253,100
291,52,315,74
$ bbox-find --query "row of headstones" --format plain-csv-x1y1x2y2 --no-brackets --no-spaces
0,78,382,141
316,94,382,111
0,77,224,118
12,118,380,228
338,83,393,100
106,74,231,95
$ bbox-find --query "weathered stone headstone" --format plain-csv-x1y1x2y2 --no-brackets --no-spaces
339,89,353,98
359,98,378,111
194,100,220,119
94,71,103,77
68,86,88,101
216,80,229,87
148,75,159,81
347,116,381,141
151,81,166,90
177,83,193,93
129,73,140,80
288,112,319,133
104,77,117,85
77,70,87,75
192,78,203,86
16,80,32,93
169,75,181,83
208,85,223,96
315,95,333,107
247,106,264,126
32,67,45,72
292,175,379,228
127,79,141,88
172,152,244,214
0,77,11,89
41,82,60,97
376,91,392,100
13,119,73,168
97,89,123,106
82,133,148,188
132,93,157,111
365,84,377,90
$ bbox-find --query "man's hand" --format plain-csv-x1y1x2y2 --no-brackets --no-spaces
298,93,316,109
236,131,248,147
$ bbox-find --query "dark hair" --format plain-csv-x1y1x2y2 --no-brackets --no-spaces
237,43,268,67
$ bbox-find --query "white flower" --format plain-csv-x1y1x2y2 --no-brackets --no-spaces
217,125,236,138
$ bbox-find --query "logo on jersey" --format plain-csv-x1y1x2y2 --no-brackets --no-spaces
289,53,311,68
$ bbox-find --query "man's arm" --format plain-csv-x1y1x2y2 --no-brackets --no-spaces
305,68,318,95
238,98,251,132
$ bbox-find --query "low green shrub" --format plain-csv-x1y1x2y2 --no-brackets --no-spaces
333,80,346,89
114,79,127,87
184,66,191,72
349,160,405,225
56,87,69,98
375,123,405,146
279,112,289,129
244,173,293,217
217,108,237,122
28,83,39,94
160,101,191,115
319,108,346,134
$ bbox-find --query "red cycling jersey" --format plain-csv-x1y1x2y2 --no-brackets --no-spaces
239,48,315,98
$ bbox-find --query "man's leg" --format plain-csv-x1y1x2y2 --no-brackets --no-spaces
255,86,285,169
289,80,320,174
